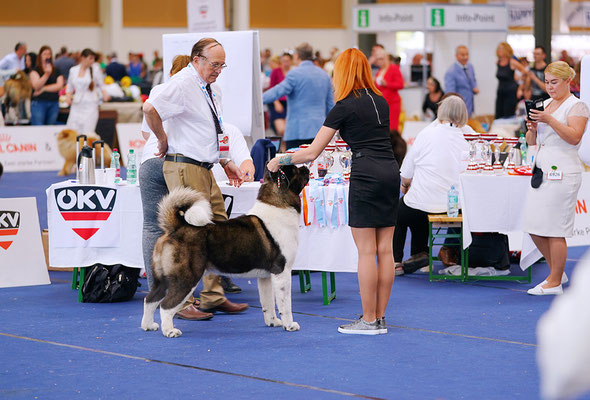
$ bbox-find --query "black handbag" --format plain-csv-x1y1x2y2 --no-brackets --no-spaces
531,165,543,188
81,264,140,303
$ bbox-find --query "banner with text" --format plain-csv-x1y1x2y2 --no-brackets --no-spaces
426,4,507,31
0,125,63,172
116,123,145,166
352,5,424,32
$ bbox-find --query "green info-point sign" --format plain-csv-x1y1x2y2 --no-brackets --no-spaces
431,8,445,27
358,9,369,28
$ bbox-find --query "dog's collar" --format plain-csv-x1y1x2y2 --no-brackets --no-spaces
277,168,290,189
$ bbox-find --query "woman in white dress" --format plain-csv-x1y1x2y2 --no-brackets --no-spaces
524,61,590,295
65,48,110,134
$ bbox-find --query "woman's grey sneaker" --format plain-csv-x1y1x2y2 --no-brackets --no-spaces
338,317,380,335
377,317,388,334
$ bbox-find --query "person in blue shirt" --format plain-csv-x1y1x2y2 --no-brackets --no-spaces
262,43,334,150
444,45,479,117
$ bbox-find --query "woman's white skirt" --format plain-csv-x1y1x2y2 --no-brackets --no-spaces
67,102,99,134
523,172,582,237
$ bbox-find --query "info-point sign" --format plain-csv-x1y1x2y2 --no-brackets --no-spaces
0,197,50,288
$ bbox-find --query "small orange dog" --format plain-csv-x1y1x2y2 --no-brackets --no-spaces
57,129,112,176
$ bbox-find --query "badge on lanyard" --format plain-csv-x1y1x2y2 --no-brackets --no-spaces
547,165,563,181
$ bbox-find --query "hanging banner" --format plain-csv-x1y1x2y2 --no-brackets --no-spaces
352,5,425,32
0,197,50,288
0,125,63,172
565,2,590,29
187,0,225,33
507,1,534,29
425,4,508,31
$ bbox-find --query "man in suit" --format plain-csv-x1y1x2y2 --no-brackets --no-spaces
444,45,479,116
262,43,334,149
105,53,127,82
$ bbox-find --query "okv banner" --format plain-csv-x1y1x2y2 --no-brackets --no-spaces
48,184,121,247
0,197,50,288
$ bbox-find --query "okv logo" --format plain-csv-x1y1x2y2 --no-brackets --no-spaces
431,8,445,27
358,9,369,28
55,186,117,240
0,211,20,250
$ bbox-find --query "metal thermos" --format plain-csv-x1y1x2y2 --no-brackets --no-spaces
77,145,96,184
76,134,87,181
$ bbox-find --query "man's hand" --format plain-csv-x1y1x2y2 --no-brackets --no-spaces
154,136,168,158
240,160,255,182
224,160,245,187
473,87,479,95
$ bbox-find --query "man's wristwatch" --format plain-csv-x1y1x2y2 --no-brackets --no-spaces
220,159,231,168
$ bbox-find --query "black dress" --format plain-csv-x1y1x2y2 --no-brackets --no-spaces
495,62,518,119
323,88,400,228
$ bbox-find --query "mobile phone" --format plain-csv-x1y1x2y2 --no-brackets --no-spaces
525,99,544,120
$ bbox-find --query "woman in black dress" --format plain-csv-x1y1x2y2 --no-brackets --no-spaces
495,42,527,119
267,48,400,335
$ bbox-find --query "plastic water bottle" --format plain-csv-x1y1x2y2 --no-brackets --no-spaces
111,148,121,184
518,133,528,165
447,185,459,218
127,149,137,184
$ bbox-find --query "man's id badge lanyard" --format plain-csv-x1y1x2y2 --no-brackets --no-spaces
191,64,230,159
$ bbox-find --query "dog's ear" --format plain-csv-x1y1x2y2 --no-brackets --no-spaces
288,166,310,194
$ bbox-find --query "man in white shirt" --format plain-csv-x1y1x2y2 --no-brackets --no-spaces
0,42,27,79
143,38,249,316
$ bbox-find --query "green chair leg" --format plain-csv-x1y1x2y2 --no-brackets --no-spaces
72,268,79,289
77,267,87,302
298,270,311,293
321,272,336,305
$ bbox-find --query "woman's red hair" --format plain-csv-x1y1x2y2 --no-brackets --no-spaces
333,48,382,102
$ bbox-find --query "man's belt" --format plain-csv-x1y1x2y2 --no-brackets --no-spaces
165,154,213,170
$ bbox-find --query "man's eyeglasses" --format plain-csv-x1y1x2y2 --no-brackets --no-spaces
199,56,227,71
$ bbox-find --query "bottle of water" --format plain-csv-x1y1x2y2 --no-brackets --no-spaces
127,149,137,184
111,148,121,184
518,133,528,165
447,185,459,218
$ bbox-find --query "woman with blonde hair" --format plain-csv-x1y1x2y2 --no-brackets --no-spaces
524,61,590,295
495,41,528,119
268,48,400,335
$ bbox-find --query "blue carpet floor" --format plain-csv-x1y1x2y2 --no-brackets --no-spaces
1,171,590,399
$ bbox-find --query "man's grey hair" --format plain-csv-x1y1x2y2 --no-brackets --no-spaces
295,43,313,61
437,95,468,127
455,45,468,55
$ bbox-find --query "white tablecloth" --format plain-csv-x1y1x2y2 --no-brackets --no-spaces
459,172,590,269
47,181,143,268
220,181,358,272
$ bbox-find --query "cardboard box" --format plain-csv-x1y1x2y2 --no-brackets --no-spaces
43,229,73,271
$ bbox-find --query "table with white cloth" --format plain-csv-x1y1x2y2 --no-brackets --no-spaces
459,172,590,271
47,181,144,269
220,180,358,304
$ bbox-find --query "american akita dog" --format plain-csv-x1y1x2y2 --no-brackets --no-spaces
141,165,309,337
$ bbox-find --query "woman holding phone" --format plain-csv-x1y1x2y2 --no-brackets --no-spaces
268,48,399,335
30,46,64,125
524,61,590,295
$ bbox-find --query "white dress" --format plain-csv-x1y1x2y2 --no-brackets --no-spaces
523,95,590,237
66,64,105,134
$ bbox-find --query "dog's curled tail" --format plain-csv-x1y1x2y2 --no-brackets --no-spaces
158,187,213,234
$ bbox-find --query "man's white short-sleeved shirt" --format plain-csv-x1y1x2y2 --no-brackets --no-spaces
148,64,221,163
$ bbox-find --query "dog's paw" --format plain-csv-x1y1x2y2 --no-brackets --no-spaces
265,316,283,328
141,322,159,331
284,322,300,331
163,328,183,338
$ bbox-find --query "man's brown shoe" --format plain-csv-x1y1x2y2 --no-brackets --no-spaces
200,299,249,314
175,305,214,321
